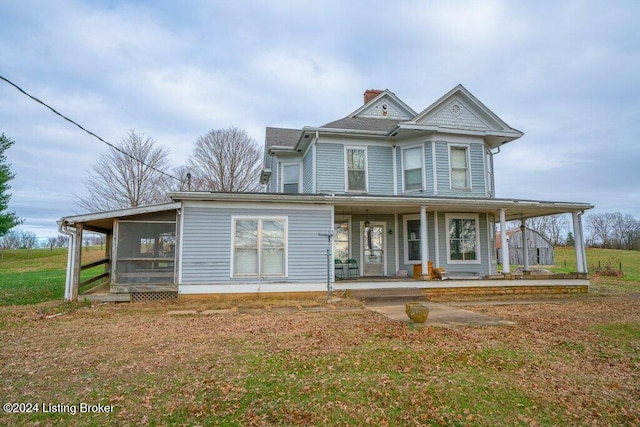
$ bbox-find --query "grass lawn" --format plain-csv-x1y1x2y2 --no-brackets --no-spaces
0,247,639,425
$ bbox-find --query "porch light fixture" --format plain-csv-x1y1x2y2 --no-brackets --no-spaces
364,209,370,228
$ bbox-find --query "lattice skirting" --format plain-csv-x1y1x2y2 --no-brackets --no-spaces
131,291,179,302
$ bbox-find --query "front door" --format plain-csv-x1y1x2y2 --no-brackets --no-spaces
362,222,385,276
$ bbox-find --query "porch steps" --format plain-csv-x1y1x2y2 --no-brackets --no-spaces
348,287,428,304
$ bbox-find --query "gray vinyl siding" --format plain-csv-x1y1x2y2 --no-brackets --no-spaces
395,146,402,195
181,204,331,284
469,143,486,195
424,141,435,195
271,159,280,193
367,146,394,194
303,147,314,193
435,141,488,198
316,143,344,192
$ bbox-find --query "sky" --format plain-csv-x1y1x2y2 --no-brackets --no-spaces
1,0,639,238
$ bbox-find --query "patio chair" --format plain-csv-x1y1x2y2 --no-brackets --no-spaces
334,259,345,280
346,258,359,279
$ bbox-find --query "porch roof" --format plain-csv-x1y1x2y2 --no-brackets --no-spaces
58,202,181,233
169,192,593,221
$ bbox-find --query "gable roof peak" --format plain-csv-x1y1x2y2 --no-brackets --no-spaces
349,89,416,120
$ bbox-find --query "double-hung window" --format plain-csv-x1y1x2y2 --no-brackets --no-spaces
403,146,423,191
450,146,470,190
446,214,480,263
282,164,300,193
233,217,286,276
346,148,367,192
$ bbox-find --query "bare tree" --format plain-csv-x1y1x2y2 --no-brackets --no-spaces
187,127,263,192
586,212,617,248
611,212,640,250
509,214,569,246
76,130,173,212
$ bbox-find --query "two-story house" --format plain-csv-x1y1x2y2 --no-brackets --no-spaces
59,85,592,301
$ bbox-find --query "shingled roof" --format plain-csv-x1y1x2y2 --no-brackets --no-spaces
265,127,301,149
321,117,401,133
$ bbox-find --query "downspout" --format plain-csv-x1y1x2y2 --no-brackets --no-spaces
57,221,76,301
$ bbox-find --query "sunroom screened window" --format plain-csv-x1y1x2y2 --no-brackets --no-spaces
451,146,469,189
346,148,366,191
234,218,285,276
448,217,478,261
403,147,423,191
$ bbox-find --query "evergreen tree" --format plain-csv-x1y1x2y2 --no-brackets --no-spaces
0,133,23,236
566,231,575,246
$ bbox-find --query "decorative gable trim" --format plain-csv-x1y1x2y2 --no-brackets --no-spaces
407,84,523,143
348,89,416,120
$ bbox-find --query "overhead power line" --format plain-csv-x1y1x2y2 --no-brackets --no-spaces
0,74,180,182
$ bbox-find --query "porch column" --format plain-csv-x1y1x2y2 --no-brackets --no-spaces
71,224,83,301
521,219,530,272
572,211,586,273
64,227,75,301
500,209,510,274
420,206,428,278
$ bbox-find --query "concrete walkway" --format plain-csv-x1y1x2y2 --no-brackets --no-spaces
364,301,515,328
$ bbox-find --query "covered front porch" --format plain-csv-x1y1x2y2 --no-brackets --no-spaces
329,195,592,286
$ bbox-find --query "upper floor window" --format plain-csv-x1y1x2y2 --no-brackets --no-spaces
402,146,423,191
345,147,367,192
450,146,470,190
282,163,300,193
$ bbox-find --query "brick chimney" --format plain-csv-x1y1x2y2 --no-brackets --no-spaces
363,89,383,104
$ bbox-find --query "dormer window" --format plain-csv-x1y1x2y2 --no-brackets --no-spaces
402,146,423,191
282,163,300,193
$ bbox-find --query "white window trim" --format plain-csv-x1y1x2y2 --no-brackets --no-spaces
230,216,288,278
403,214,421,265
401,145,424,192
280,161,302,193
344,146,368,192
448,144,472,191
445,213,481,264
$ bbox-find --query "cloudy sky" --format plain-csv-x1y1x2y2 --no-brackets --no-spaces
1,0,639,238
